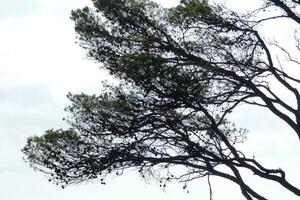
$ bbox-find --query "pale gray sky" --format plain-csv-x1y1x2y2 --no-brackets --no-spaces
0,0,38,18
0,0,299,200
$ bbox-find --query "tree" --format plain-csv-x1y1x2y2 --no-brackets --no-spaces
22,0,300,199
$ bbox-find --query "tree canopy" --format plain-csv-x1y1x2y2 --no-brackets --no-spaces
23,0,300,199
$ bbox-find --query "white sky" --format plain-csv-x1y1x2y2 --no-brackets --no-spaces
0,0,299,200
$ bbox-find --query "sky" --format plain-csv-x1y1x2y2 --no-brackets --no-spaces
0,0,299,200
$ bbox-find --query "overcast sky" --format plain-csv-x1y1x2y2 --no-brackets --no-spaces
0,0,299,200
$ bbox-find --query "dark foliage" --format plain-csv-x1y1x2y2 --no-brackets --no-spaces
23,0,300,199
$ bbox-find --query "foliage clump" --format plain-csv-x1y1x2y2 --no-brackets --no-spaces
23,0,300,199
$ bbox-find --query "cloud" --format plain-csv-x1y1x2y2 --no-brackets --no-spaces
0,0,39,19
0,6,110,103
0,83,65,124
0,84,53,107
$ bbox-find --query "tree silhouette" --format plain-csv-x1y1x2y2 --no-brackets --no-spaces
23,0,300,199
